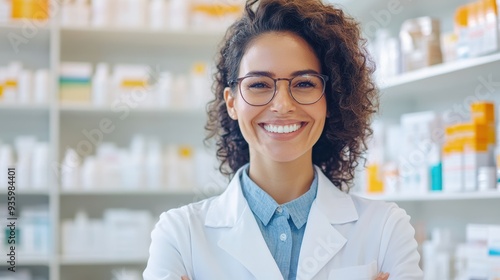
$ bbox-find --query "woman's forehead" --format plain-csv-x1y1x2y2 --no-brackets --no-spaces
238,32,321,76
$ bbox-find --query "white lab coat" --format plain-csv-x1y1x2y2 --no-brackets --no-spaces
143,166,424,280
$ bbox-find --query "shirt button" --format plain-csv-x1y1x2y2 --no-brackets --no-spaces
280,233,287,241
276,206,283,214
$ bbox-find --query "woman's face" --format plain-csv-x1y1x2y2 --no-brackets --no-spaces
224,31,327,164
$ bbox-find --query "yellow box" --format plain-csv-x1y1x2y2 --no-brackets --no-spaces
12,0,49,20
471,101,495,125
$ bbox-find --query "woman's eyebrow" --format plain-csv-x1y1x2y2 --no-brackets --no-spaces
244,69,320,77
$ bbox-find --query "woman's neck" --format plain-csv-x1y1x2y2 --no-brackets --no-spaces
248,154,315,205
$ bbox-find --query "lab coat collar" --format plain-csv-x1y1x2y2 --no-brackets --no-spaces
204,165,359,280
206,167,284,279
312,165,359,224
295,165,358,279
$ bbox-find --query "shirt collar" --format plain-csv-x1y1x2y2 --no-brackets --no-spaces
240,164,318,229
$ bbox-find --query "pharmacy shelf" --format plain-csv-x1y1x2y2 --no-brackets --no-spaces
360,191,500,202
330,0,455,22
0,189,50,195
60,27,225,48
59,255,147,265
60,189,197,196
0,103,50,110
6,255,51,266
0,21,51,49
0,20,51,30
379,52,500,99
58,103,205,115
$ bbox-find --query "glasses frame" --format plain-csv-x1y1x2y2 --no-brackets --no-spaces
228,73,329,106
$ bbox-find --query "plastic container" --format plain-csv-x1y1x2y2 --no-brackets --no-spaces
92,0,110,27
14,136,37,190
455,5,470,59
18,69,32,104
443,125,464,193
423,228,454,280
149,0,167,29
169,0,189,30
0,0,11,23
61,148,80,190
31,142,49,190
114,0,146,28
400,17,443,72
483,0,499,54
92,63,110,107
34,69,49,104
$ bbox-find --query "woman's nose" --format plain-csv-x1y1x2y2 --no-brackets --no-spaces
270,81,296,113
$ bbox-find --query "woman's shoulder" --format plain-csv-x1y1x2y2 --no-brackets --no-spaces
347,193,409,222
158,195,220,224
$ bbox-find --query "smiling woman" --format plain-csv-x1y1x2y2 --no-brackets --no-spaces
143,0,424,279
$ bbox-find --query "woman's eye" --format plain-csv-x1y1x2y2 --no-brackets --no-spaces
249,82,271,88
295,81,315,88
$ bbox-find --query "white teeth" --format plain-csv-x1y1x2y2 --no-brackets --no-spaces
263,123,302,134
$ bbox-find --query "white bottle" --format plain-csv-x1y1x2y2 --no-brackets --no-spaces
0,0,11,23
114,0,146,28
0,145,14,187
61,0,74,27
34,69,49,104
73,210,90,255
423,228,454,280
146,138,163,190
156,71,173,108
123,135,146,189
164,145,180,190
61,148,81,190
173,75,189,109
169,0,189,30
74,0,91,27
92,63,109,107
31,142,49,190
149,0,167,29
92,0,110,27
97,143,121,189
190,62,209,108
18,69,33,104
81,156,97,190
4,62,23,104
14,136,37,190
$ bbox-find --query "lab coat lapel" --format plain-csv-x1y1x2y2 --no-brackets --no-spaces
218,206,283,280
296,166,359,280
205,168,283,280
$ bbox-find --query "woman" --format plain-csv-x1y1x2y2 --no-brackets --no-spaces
143,0,423,279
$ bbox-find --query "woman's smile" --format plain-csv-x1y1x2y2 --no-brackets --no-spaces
261,122,303,134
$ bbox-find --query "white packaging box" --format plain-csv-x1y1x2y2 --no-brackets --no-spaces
400,111,442,193
488,225,500,256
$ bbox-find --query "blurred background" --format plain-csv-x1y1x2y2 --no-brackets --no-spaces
0,0,499,279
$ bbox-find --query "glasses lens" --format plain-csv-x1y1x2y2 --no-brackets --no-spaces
290,75,325,104
240,76,275,105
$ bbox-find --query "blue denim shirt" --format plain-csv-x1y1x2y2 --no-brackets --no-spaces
240,164,318,280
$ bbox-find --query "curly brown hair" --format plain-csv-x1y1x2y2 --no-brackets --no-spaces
205,0,379,190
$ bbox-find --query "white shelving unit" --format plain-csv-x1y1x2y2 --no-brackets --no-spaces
2,0,499,279
362,191,500,202
334,0,500,246
0,2,225,278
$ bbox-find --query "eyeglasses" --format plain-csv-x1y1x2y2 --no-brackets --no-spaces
228,74,329,106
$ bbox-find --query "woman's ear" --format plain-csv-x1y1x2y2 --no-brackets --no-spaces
224,87,238,120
